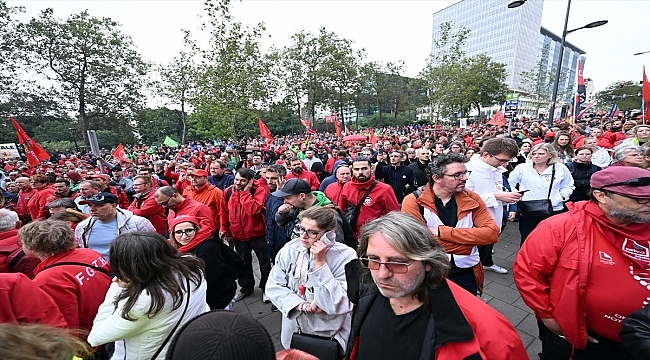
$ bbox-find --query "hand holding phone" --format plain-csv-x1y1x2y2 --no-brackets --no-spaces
518,189,530,194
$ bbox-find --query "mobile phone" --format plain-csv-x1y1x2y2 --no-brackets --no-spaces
518,189,530,194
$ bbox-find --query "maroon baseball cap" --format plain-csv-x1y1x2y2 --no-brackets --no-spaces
591,166,650,198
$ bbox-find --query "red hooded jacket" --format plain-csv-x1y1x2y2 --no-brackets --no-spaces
220,183,267,241
128,191,167,235
32,248,111,338
339,176,400,236
0,272,68,327
27,185,56,221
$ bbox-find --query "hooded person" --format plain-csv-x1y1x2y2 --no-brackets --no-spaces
168,215,237,310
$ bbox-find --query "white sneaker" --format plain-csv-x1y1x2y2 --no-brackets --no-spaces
262,293,271,303
234,290,253,302
483,264,508,274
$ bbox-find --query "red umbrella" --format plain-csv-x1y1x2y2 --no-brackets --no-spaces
343,134,367,142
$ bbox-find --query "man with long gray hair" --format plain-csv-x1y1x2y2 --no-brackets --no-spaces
345,212,526,359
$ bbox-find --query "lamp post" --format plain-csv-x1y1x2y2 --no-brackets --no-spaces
508,0,607,125
634,51,650,56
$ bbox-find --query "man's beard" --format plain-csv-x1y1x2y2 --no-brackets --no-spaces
356,174,369,182
293,167,303,174
372,263,425,299
608,208,650,224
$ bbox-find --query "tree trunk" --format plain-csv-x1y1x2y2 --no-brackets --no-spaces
180,97,187,144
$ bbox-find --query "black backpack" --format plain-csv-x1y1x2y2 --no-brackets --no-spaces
212,239,246,280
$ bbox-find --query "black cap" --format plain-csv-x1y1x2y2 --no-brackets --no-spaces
271,178,311,197
78,192,118,205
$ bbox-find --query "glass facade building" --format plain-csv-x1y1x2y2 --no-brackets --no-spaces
432,0,585,105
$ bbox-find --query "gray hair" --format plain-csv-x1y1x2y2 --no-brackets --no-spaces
612,145,646,163
0,209,19,232
425,153,467,184
46,198,79,211
357,212,450,305
527,143,560,165
20,220,76,258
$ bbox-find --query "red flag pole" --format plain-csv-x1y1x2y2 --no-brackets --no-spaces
9,115,50,167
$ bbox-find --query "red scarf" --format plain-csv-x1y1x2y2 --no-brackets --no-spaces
585,201,650,269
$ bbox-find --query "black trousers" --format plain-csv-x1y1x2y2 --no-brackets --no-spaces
233,236,271,293
518,209,565,245
537,320,634,360
448,262,477,295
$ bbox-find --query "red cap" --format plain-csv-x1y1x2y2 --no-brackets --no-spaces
188,169,208,177
168,215,201,231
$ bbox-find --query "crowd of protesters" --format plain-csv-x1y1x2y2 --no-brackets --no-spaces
0,112,650,360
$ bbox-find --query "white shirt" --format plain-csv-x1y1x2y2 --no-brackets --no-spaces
508,163,575,211
465,155,506,229
590,147,611,168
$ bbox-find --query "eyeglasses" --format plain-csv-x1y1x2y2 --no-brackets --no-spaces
489,154,512,164
603,190,650,205
359,257,415,274
133,183,145,187
442,171,471,180
299,228,323,239
173,228,197,237
157,195,173,207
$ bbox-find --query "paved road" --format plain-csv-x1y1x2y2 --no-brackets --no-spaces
232,223,541,359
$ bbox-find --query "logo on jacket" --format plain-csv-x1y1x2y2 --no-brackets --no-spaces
364,197,373,206
598,251,614,265
622,239,649,263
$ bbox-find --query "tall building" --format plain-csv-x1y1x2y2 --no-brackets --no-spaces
431,0,586,111
538,27,585,102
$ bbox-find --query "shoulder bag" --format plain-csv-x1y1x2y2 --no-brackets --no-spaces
346,180,377,229
290,317,341,360
150,278,191,359
518,165,555,218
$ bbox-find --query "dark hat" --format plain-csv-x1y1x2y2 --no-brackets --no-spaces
78,192,118,205
271,178,311,197
591,167,650,198
165,310,275,360
111,166,123,171
310,161,324,172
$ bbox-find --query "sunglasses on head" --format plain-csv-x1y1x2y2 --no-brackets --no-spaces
600,177,650,189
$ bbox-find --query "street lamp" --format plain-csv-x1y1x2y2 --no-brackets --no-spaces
509,0,607,125
634,51,650,56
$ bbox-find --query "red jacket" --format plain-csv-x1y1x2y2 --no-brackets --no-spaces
339,177,400,236
128,191,167,235
106,185,130,209
220,184,267,241
32,248,111,337
0,272,68,327
286,170,321,191
347,279,527,360
14,188,36,221
604,130,626,146
27,185,56,221
169,198,216,244
513,201,650,349
324,181,345,207
0,229,40,278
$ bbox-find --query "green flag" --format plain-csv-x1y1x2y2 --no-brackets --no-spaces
163,136,179,148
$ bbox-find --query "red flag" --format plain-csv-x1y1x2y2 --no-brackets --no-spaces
370,128,377,146
325,115,335,123
307,128,317,135
641,66,650,123
300,119,311,128
258,119,274,142
112,144,128,162
487,110,506,126
334,117,342,137
9,116,50,167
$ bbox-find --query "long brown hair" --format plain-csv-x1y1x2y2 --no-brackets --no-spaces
109,232,204,320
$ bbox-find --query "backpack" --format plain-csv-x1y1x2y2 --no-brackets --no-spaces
0,243,41,278
327,205,358,250
212,238,246,280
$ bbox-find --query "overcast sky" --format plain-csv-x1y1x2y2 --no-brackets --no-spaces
7,0,650,93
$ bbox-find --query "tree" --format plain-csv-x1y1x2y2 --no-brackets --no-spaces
135,107,186,145
595,81,642,112
358,61,405,127
19,9,149,141
519,43,570,116
188,0,274,139
156,32,197,144
461,54,508,115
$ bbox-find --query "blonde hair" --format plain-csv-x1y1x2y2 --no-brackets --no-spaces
0,323,92,360
527,143,559,165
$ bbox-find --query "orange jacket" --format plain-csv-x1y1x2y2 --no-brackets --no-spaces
183,183,223,230
401,183,499,254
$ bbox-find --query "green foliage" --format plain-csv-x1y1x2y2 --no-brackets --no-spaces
421,22,508,120
135,107,186,145
595,81,642,112
357,61,406,126
19,8,149,141
261,98,299,136
187,0,274,139
0,1,24,93
40,140,76,153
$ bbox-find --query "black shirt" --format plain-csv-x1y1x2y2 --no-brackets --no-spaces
356,295,431,360
434,194,458,227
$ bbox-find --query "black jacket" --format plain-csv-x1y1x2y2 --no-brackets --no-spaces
408,160,430,188
620,305,650,360
190,237,237,309
265,193,290,261
565,161,601,202
375,163,416,203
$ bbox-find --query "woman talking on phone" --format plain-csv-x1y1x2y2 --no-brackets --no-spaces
266,206,356,355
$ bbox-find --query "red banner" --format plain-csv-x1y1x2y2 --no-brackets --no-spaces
300,119,311,128
643,66,650,122
9,115,50,167
370,128,377,146
325,115,335,123
112,144,129,162
258,119,274,142
487,110,506,126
